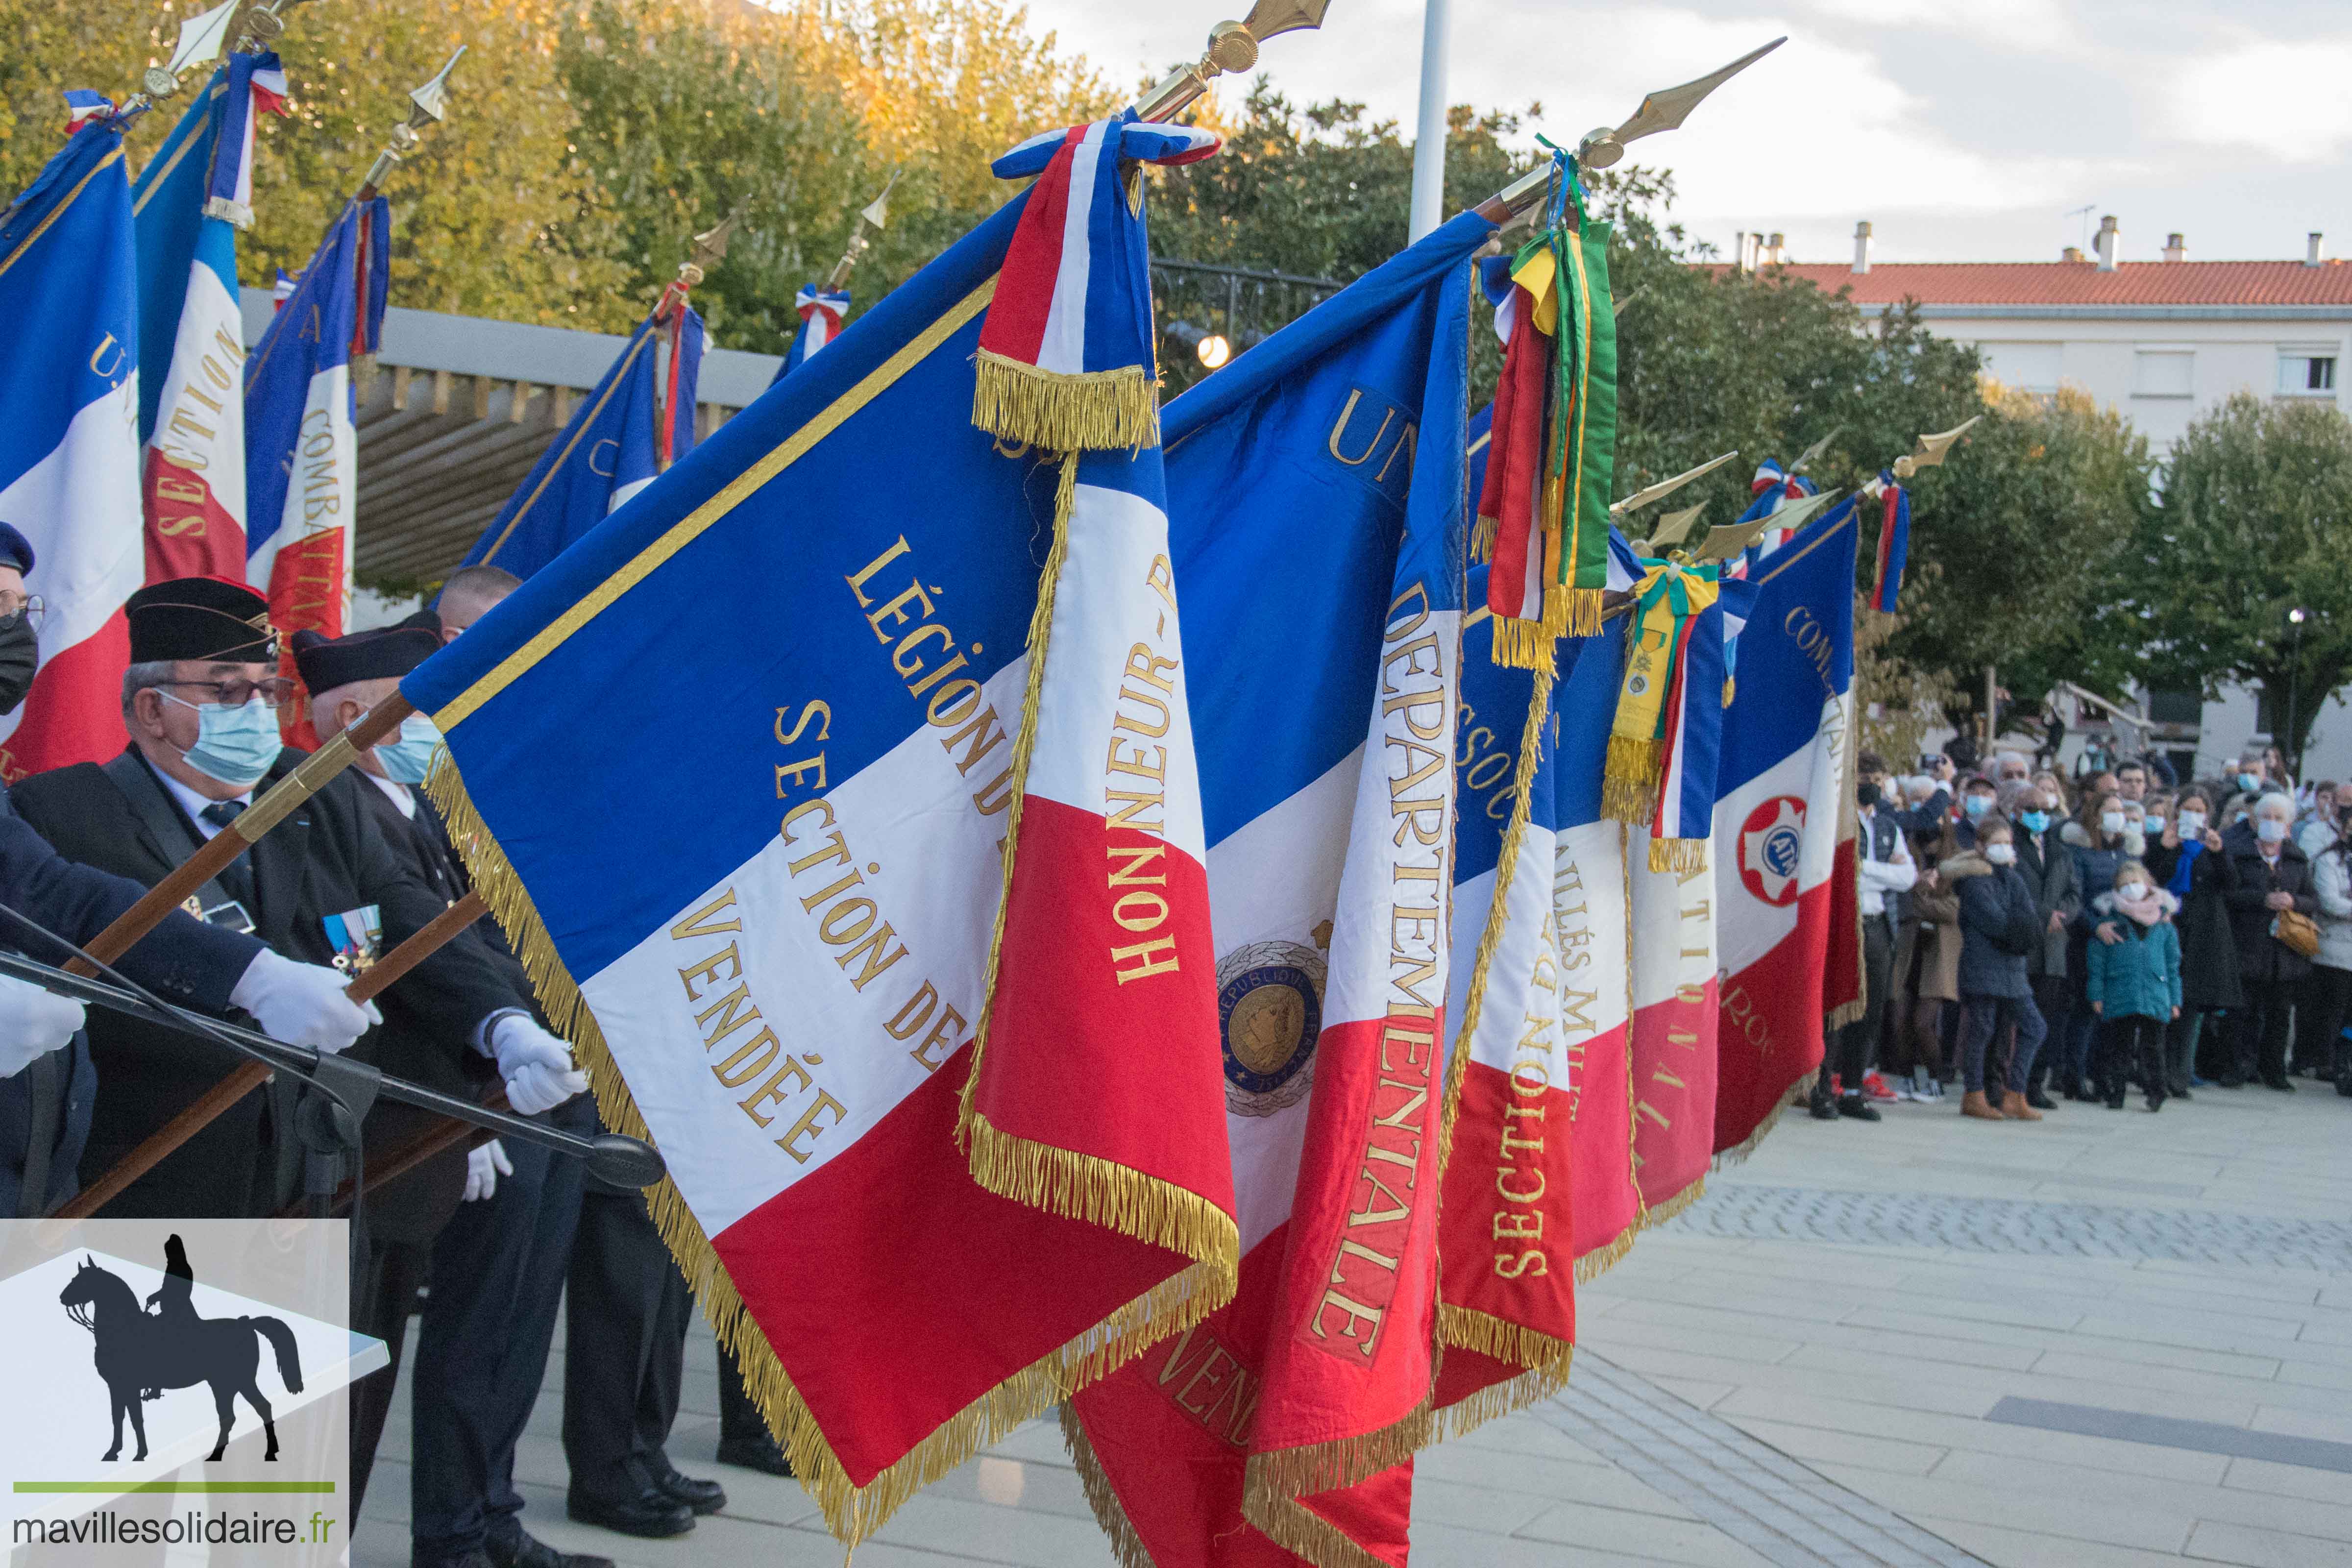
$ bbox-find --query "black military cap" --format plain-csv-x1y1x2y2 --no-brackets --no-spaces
126,577,277,663
290,624,441,694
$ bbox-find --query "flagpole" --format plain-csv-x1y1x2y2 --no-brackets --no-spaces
1406,0,1451,242
354,46,463,201
824,173,897,293
1132,0,1335,123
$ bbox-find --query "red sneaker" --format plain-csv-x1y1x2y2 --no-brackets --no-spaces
1863,1071,1899,1102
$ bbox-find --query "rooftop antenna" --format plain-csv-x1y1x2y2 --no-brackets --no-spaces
2064,203,2095,254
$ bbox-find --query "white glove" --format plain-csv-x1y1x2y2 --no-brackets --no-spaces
0,973,84,1078
463,1139,513,1201
230,949,378,1053
491,1015,587,1114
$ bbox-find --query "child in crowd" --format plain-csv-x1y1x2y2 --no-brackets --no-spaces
2086,858,2182,1111
1950,816,2051,1122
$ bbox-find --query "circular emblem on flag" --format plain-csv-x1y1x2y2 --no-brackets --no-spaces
1739,796,1808,907
1216,940,1324,1118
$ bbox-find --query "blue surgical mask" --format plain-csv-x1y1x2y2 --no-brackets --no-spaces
2240,772,2261,793
2101,810,2126,835
1964,795,1991,818
375,712,446,786
2146,815,2166,834
2020,810,2050,833
163,693,280,788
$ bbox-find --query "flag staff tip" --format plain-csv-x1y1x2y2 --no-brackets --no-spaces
824,170,898,292
233,0,318,53
1134,0,1335,123
357,44,465,199
678,209,741,289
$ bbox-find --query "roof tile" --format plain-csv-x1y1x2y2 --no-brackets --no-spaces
1742,260,2352,308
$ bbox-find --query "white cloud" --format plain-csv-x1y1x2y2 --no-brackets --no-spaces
1787,0,2095,56
2163,36,2352,162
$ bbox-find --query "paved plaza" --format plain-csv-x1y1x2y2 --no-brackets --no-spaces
356,1083,2352,1567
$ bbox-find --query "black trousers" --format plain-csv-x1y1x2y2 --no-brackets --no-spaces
1820,913,1893,1099
2027,972,2070,1092
2303,964,2352,1077
410,1102,591,1564
720,1349,768,1444
563,1187,694,1497
2098,1014,2167,1105
2231,993,2294,1085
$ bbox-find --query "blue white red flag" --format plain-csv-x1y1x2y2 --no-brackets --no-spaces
0,110,141,782
396,176,1235,1554
770,284,849,387
1870,476,1909,612
245,194,387,741
62,91,116,134
459,297,704,579
1711,496,1860,1156
1727,457,1817,577
1065,209,1484,1568
135,52,288,585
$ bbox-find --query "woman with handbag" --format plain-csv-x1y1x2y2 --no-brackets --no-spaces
2218,793,2319,1090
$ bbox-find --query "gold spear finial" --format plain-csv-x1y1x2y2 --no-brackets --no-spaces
356,45,465,199
1893,414,1982,479
122,0,239,110
675,210,741,289
1610,449,1740,518
1788,426,1841,477
233,0,319,53
823,171,899,292
1483,38,1786,224
1134,0,1335,123
1694,487,1841,564
1644,501,1708,552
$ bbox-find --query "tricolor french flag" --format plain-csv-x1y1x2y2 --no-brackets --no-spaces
771,284,850,387
60,90,115,134
1726,457,1817,577
1870,476,1910,612
0,108,142,781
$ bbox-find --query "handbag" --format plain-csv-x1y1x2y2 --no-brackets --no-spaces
2273,907,2322,959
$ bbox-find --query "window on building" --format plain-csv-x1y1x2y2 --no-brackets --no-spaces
2278,350,2339,395
1975,342,2061,395
2132,349,2195,399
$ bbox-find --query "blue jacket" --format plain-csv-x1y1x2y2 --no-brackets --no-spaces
0,790,264,1216
2083,891,2183,1022
1951,851,2035,1000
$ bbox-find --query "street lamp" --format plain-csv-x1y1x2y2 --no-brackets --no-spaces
2287,607,2309,784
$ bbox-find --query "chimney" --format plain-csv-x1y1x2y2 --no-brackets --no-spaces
2309,232,2326,267
1852,220,1873,274
2163,232,2186,264
2095,214,2119,272
2061,246,2085,263
1764,231,1786,266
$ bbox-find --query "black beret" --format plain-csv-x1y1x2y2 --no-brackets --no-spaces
291,624,441,694
0,521,31,576
126,577,276,663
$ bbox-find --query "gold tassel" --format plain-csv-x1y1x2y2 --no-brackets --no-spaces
420,748,1231,1552
1601,735,1661,823
1470,512,1499,564
1060,1404,1154,1568
1647,838,1708,875
1573,1221,1642,1284
1723,675,1736,708
1712,1073,1811,1171
1543,583,1605,639
1638,1176,1707,1231
1242,1399,1434,1566
966,1111,1239,1287
971,351,1159,452
1490,615,1552,670
1434,1305,1575,1441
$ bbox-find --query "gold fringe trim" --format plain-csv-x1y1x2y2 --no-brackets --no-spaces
1470,512,1498,564
1573,1220,1641,1284
1712,1068,1815,1172
966,1109,1240,1288
1638,1175,1706,1232
1618,825,1650,1241
971,350,1159,453
1435,1305,1575,1442
1647,838,1707,875
1242,1397,1434,1567
421,749,1225,1551
1824,998,1866,1032
1491,615,1553,670
1545,584,1605,638
958,453,1076,1146
1601,735,1661,823
1060,1402,1154,1568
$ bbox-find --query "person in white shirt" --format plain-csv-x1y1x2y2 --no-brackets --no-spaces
1812,779,1916,1123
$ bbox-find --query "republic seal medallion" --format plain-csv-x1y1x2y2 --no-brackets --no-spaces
1216,939,1325,1117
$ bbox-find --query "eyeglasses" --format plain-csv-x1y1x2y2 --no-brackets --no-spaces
0,590,42,631
157,676,299,709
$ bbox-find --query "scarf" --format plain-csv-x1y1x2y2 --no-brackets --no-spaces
2111,887,2166,929
2165,838,2202,897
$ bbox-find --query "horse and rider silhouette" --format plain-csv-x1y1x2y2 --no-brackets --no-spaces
58,1236,304,1463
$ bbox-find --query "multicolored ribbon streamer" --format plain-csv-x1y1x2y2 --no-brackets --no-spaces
1605,557,1719,838
1870,474,1909,612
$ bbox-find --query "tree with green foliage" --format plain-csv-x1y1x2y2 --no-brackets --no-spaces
2130,392,2352,769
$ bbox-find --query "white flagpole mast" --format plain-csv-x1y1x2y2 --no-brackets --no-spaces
1407,0,1452,241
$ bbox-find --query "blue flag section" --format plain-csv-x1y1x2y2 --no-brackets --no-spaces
459,302,706,578
0,115,143,778
132,67,229,445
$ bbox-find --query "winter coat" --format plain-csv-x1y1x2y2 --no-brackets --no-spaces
2143,835,2242,1011
2062,820,2130,936
2013,825,2080,978
2311,846,2352,973
2221,822,2319,985
2083,891,2183,1022
1895,859,1968,1003
1953,851,2037,1000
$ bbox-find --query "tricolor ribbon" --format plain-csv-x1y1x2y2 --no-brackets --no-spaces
202,51,289,229
648,278,706,468
1870,474,1909,612
61,90,116,136
973,108,1220,453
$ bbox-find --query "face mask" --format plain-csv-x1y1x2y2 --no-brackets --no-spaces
2258,818,2288,844
2019,810,2049,833
2118,881,2148,902
0,615,33,715
2240,772,2261,793
2146,815,2166,834
2178,809,2206,835
162,693,280,789
1964,795,1991,818
2101,810,2126,834
1857,783,1881,810
374,712,446,786
1985,842,2016,866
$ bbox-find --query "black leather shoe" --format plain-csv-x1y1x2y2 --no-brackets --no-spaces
481,1528,614,1568
1809,1094,1838,1121
2264,1076,2297,1093
718,1431,796,1477
566,1486,694,1540
2027,1089,2058,1111
652,1463,727,1516
1836,1094,1881,1122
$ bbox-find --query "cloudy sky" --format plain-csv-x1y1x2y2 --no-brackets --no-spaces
1016,0,2352,269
